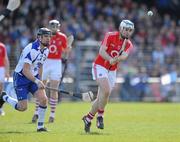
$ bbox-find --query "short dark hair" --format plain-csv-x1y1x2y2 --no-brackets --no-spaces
37,27,51,36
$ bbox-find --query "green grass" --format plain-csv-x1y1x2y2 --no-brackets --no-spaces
0,102,180,142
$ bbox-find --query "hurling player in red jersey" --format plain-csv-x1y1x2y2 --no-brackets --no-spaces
32,20,69,123
0,42,10,116
82,20,134,133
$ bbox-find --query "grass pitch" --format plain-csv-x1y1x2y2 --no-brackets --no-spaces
0,102,180,142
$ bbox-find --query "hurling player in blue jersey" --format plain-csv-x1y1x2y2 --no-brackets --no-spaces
0,27,51,132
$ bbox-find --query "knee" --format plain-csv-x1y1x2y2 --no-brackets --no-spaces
103,88,111,97
39,96,48,106
50,90,58,98
18,105,28,111
35,90,48,106
16,101,28,111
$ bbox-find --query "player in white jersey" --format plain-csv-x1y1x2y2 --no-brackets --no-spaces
0,28,51,132
32,19,69,123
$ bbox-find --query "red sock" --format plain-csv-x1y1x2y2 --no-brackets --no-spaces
86,112,95,122
97,109,104,117
49,98,58,118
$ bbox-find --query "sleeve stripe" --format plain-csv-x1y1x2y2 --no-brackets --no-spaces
25,52,32,61
32,53,40,63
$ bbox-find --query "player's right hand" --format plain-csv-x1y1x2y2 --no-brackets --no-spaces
109,56,119,65
5,72,10,81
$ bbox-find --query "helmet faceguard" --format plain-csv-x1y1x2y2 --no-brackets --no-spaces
119,20,134,39
37,27,51,47
49,19,60,34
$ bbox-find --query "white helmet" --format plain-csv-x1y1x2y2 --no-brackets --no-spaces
119,20,134,30
49,19,60,33
49,19,60,27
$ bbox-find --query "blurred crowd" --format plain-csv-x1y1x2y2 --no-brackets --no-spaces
0,0,179,101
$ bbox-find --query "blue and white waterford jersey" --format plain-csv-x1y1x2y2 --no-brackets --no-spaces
15,40,49,76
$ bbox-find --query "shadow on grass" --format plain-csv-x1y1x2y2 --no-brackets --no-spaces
0,131,37,134
25,121,51,124
80,131,111,135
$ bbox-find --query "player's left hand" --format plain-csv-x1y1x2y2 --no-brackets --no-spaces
5,72,10,81
62,58,67,64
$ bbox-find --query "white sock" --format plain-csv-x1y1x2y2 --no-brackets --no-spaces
37,105,47,129
0,108,5,115
3,95,18,109
34,99,39,115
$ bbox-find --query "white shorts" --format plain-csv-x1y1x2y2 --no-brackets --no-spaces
0,67,5,82
92,63,116,89
42,59,62,81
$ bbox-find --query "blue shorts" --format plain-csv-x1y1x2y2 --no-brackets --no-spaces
13,72,39,101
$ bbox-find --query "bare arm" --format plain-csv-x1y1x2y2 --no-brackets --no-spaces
63,35,74,59
112,39,129,64
99,45,113,62
22,63,36,82
4,53,10,77
38,64,43,80
63,46,70,58
117,52,128,61
22,63,45,89
110,51,129,66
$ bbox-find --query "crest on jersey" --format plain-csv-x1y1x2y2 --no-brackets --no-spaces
110,50,119,57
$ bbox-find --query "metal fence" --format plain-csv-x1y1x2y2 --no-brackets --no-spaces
5,40,180,102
